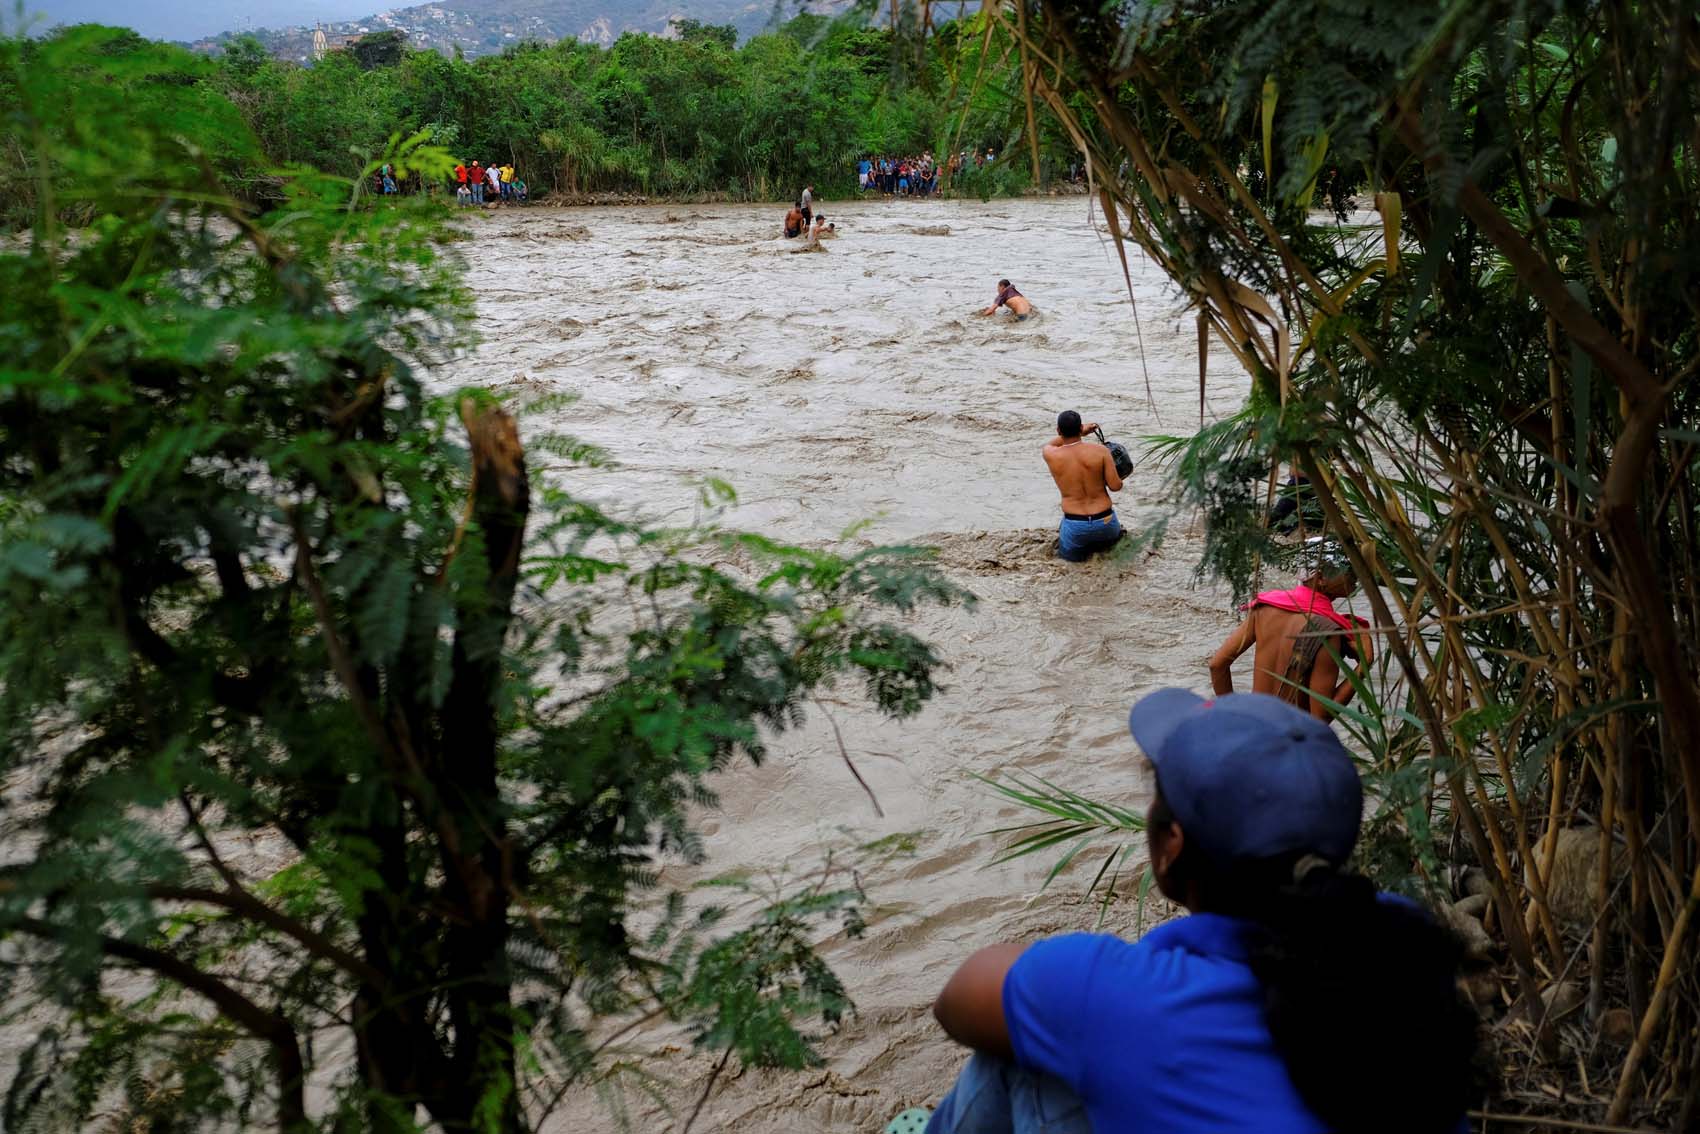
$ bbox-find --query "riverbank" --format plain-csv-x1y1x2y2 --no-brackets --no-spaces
499,182,1094,209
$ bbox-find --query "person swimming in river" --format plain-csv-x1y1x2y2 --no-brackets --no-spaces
783,205,805,238
1043,410,1123,562
789,214,832,254
978,278,1033,320
1207,558,1374,722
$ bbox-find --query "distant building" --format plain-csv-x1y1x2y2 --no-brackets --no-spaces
312,23,369,61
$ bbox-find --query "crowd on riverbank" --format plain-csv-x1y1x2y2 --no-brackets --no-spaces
858,150,1002,197
861,154,939,195
364,147,1089,208
450,160,528,205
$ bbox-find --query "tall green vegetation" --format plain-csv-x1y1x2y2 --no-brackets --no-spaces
0,25,971,1131
997,0,1700,1125
0,11,1086,216
65,10,1076,206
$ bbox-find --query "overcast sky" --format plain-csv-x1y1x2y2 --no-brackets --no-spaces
16,0,383,40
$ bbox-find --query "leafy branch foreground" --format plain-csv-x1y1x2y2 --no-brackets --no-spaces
0,33,972,1133
988,0,1700,1126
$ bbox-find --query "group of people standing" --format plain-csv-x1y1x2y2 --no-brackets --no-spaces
892,412,1479,1134
857,149,1001,197
1037,405,1371,721
781,184,834,243
860,154,940,196
452,160,527,206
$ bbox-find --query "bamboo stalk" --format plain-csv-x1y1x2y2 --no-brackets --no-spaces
1014,0,1042,188
1297,448,1547,1000
1605,867,1699,1124
1591,606,1627,1020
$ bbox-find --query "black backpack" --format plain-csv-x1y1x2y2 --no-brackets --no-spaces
1090,427,1135,479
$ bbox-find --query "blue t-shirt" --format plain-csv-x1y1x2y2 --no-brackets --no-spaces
1004,915,1327,1133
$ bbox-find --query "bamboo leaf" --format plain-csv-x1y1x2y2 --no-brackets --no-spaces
1042,835,1095,887
1293,129,1330,205
1091,848,1122,930
1260,75,1278,189
989,825,1098,864
1133,865,1157,936
1374,191,1402,275
1197,311,1209,425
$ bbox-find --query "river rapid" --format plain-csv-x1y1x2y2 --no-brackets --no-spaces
455,196,1255,1131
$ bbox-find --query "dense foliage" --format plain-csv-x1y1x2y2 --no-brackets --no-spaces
0,24,972,1132
0,12,1084,214
1004,0,1700,1125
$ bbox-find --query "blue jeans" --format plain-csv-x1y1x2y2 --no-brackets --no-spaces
926,1054,1090,1134
1057,511,1122,562
471,183,483,204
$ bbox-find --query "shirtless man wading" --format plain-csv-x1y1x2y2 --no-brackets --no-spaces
1208,564,1375,722
1044,410,1123,562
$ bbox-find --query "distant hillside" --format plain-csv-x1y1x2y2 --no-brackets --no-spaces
190,0,840,61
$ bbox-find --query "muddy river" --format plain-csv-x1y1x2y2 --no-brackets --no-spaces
461,196,1257,1131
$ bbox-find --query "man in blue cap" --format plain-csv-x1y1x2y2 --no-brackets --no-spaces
906,689,1479,1134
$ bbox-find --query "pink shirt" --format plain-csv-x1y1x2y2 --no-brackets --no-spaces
1242,585,1367,635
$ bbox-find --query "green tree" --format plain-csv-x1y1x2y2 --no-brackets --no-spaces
0,24,259,226
0,29,969,1132
350,29,408,71
672,18,739,49
189,11,1061,203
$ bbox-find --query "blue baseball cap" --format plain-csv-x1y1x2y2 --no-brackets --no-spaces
1127,689,1362,865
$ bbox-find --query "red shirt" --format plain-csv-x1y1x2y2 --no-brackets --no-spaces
455,164,467,184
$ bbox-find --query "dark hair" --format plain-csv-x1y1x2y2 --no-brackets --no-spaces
1148,790,1483,1133
997,278,1011,288
1302,565,1357,598
1057,410,1082,438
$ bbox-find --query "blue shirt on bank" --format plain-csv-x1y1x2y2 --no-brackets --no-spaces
1003,915,1331,1133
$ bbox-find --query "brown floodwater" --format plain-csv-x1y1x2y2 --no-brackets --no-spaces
456,196,1278,1132
0,198,1367,1130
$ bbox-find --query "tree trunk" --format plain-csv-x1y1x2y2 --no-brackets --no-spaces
430,402,530,1131
354,815,435,1133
